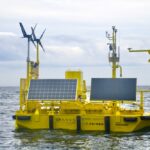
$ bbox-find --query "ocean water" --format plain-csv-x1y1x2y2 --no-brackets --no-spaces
0,87,150,150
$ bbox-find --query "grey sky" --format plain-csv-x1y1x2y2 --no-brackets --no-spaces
0,0,150,86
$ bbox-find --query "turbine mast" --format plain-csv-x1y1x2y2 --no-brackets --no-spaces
31,26,46,79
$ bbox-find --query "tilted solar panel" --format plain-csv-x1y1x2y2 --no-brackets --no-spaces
28,79,77,100
90,78,136,101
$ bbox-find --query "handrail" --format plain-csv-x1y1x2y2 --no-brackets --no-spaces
137,90,150,111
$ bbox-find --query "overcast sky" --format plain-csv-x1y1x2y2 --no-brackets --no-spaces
0,0,150,86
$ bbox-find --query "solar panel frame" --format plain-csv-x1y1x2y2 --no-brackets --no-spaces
90,78,137,101
28,79,77,100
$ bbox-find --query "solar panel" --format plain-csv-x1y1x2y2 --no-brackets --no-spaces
90,78,136,101
28,79,77,100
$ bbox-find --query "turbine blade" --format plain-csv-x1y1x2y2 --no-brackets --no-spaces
33,23,37,30
19,22,27,37
39,28,46,40
39,41,45,52
31,37,36,47
31,27,37,40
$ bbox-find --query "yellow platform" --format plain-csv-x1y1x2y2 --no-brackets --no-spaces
13,25,150,133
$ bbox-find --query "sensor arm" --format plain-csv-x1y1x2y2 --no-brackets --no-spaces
128,48,150,53
128,48,150,62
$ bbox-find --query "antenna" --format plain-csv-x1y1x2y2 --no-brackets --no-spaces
106,26,122,78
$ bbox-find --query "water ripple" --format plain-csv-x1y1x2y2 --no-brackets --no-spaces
0,87,150,150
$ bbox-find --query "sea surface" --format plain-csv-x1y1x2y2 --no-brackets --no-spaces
0,86,150,150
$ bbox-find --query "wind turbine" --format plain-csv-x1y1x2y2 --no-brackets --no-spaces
31,26,46,64
19,22,36,62
19,22,36,79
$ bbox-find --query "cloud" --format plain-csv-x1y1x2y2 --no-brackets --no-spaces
46,45,84,56
0,34,34,61
0,32,17,37
1,0,150,25
0,0,150,85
